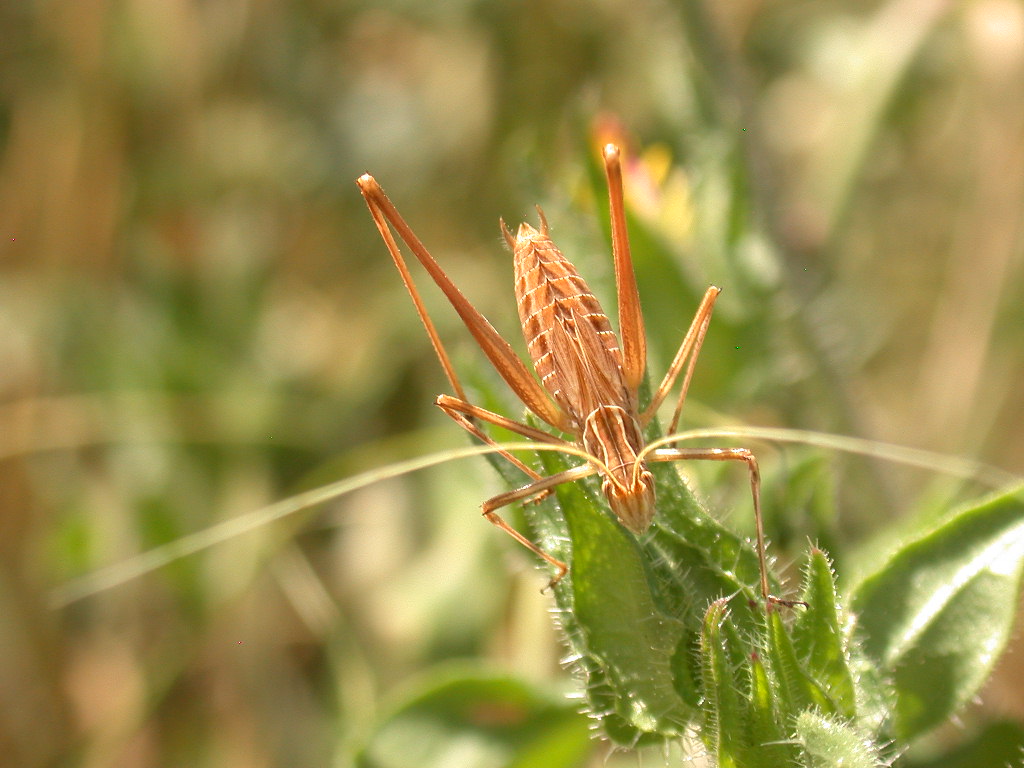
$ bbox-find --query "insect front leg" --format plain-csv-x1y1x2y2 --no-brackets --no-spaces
481,463,600,589
650,446,806,608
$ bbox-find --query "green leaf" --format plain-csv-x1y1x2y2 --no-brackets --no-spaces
765,610,834,719
793,549,857,719
647,460,768,608
356,667,593,768
698,600,801,768
851,484,1024,739
794,711,884,768
901,720,1024,768
700,598,748,768
549,468,693,741
746,651,794,768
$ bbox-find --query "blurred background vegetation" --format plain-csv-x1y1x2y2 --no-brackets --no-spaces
2,0,1023,765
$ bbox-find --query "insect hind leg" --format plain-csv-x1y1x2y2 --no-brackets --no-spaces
436,394,568,483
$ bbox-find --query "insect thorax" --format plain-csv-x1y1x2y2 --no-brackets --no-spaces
582,405,655,534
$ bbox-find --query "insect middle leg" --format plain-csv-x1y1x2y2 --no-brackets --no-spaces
649,446,805,608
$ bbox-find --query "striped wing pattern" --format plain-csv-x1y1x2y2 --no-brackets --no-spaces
512,223,633,430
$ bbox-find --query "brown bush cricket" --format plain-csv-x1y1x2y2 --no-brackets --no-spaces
357,144,797,606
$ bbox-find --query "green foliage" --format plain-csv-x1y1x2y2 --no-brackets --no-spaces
357,668,593,768
852,486,1024,740
507,439,1024,764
